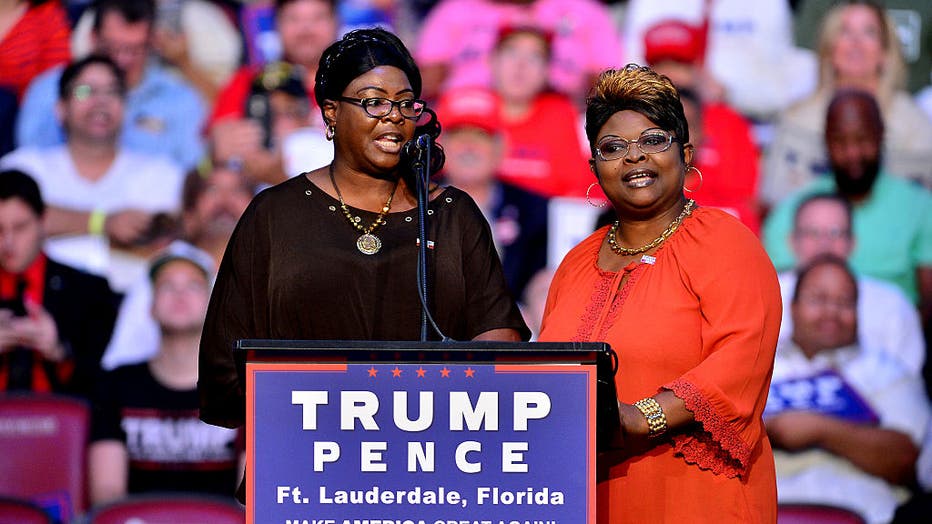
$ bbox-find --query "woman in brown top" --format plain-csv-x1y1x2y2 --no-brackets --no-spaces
198,28,529,429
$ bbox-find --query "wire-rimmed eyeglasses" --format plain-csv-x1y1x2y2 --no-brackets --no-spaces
595,128,678,161
338,96,426,119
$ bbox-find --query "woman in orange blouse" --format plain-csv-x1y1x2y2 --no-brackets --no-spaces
539,65,782,523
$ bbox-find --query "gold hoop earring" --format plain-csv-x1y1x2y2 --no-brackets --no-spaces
586,182,607,208
325,124,335,141
684,165,704,193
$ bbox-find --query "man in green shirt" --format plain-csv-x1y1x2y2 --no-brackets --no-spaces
763,89,932,318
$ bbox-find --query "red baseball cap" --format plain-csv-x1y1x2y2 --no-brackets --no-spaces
435,87,502,135
495,23,555,53
643,19,705,65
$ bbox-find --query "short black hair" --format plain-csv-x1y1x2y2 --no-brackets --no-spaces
0,170,45,216
92,0,156,33
58,55,127,101
792,253,859,305
181,166,257,213
826,88,884,140
792,193,853,233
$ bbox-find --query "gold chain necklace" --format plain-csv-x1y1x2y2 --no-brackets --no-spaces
329,168,399,255
607,199,695,256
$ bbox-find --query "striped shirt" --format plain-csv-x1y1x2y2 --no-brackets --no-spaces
0,1,71,99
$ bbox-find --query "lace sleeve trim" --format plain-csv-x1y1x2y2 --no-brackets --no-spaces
665,378,753,478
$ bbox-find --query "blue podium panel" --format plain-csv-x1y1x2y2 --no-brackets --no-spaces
246,362,596,524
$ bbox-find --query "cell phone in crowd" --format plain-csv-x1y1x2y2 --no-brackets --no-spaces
0,294,26,318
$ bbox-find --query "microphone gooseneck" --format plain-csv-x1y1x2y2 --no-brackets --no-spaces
407,109,450,342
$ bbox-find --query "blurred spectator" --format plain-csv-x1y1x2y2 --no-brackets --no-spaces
17,0,206,171
208,0,338,184
1,55,186,292
88,246,240,506
762,90,932,322
338,0,398,34
489,25,591,198
763,0,932,205
237,0,279,66
777,193,924,376
766,255,929,524
415,0,622,104
519,266,553,341
72,0,244,104
622,0,816,123
178,164,256,263
0,0,71,157
219,61,332,181
795,0,932,95
644,19,762,234
436,86,548,299
0,169,118,398
101,166,254,370
0,0,71,99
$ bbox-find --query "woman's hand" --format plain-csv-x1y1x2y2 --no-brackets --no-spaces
600,391,694,469
600,402,653,467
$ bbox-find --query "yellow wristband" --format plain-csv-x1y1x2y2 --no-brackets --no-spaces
88,209,106,236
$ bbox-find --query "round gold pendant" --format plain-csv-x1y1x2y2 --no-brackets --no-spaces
357,233,382,255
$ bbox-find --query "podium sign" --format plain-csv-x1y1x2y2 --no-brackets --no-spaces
242,342,607,524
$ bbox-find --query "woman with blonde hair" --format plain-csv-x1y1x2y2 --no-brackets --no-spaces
762,0,932,206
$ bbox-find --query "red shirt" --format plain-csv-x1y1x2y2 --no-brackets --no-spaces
0,2,71,99
690,102,762,235
206,65,318,131
497,93,592,198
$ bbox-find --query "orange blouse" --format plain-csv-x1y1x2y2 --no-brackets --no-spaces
540,207,781,523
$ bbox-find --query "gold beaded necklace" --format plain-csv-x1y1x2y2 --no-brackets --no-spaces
607,199,695,256
329,168,399,255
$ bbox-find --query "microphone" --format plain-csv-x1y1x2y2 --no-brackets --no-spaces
404,134,432,172
403,133,432,157
415,133,432,149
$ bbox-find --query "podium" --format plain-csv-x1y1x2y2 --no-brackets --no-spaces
238,340,618,524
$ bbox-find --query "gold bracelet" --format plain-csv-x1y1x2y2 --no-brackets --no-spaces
634,397,668,438
88,209,106,236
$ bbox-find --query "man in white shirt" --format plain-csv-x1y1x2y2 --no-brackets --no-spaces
777,192,925,375
101,165,254,370
767,256,929,523
0,55,184,292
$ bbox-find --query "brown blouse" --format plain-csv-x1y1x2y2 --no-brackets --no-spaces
198,174,529,427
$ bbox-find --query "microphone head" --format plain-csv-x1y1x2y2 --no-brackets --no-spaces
403,138,419,158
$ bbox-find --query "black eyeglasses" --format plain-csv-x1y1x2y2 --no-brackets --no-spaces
338,97,426,119
595,128,678,161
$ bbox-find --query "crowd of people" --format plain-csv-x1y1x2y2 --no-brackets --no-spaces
0,0,931,522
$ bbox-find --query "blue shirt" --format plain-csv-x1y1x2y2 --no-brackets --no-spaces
16,62,205,171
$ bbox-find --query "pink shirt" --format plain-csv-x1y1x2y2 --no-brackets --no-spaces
416,0,622,100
